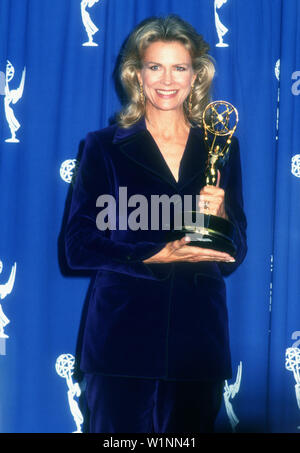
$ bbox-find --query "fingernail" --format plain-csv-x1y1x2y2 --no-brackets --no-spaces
226,258,235,262
185,236,191,242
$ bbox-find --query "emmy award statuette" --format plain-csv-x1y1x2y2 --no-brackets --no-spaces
180,101,239,256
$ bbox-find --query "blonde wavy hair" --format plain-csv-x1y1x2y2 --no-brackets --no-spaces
117,15,215,128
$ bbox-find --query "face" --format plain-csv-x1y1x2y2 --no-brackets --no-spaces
137,41,196,114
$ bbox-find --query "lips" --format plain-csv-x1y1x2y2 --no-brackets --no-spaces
155,89,178,98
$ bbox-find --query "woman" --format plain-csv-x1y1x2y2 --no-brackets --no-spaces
65,15,247,433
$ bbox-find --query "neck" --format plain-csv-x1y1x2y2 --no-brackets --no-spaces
145,104,190,139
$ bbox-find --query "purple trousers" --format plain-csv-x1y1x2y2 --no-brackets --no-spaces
84,374,224,433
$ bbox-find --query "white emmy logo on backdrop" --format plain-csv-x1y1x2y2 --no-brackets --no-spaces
275,59,280,81
55,354,84,433
60,159,79,184
81,0,100,46
223,361,242,432
285,348,300,412
0,61,26,143
274,59,280,140
0,261,17,355
291,155,300,178
214,0,229,47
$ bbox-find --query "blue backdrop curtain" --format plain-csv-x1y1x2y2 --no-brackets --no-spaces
0,0,299,433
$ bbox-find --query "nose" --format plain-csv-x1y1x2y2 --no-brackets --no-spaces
161,68,173,85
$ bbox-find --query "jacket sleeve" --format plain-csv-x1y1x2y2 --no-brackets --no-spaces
64,131,172,280
218,137,247,276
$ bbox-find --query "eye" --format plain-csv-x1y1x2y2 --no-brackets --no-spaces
149,65,160,71
175,66,187,71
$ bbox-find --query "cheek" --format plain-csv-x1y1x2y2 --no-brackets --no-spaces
176,73,194,87
141,71,159,87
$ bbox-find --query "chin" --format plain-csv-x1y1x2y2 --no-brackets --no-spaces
152,101,184,112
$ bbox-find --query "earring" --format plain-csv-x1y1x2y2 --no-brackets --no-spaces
139,83,145,105
188,82,195,116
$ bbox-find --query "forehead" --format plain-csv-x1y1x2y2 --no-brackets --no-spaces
142,41,192,63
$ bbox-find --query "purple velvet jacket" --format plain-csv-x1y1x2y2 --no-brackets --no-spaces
65,117,247,381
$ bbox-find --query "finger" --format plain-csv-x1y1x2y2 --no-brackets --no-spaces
175,251,235,263
185,246,235,261
166,238,188,258
200,185,224,196
216,169,221,188
199,194,220,204
170,236,189,251
198,255,235,262
198,251,234,261
173,243,234,258
198,197,220,214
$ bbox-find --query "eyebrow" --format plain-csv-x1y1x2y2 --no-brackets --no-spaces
144,61,191,66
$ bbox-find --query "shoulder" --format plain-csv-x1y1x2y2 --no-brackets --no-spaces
78,124,119,171
85,118,147,148
86,123,119,148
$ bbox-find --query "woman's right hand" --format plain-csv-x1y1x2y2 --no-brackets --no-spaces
143,236,236,264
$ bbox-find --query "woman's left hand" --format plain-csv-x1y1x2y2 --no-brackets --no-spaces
198,170,228,219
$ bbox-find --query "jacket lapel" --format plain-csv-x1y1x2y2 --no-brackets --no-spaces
178,126,207,190
113,117,208,191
